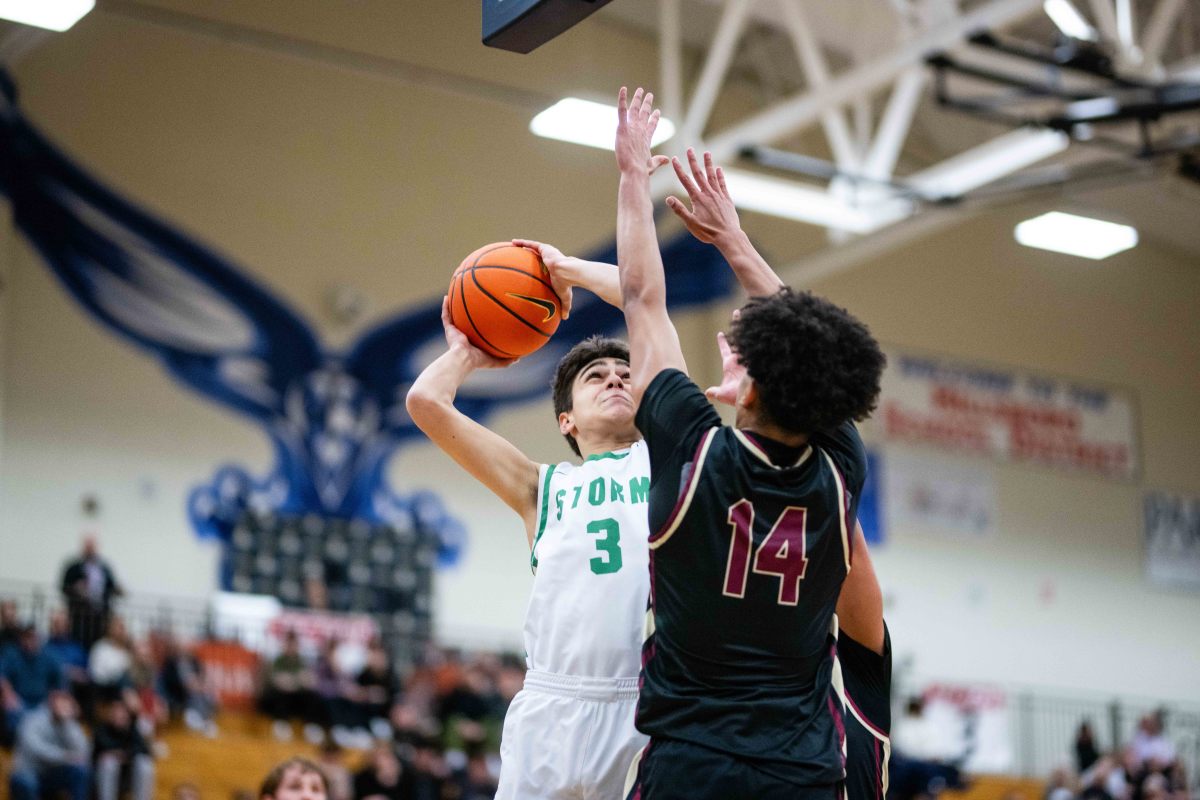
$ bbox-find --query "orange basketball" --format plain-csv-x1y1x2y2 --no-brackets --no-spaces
448,242,562,359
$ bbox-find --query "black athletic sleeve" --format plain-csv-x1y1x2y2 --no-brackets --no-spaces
635,369,722,477
839,624,892,732
810,421,868,496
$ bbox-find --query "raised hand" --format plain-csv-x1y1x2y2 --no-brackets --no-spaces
704,330,746,407
512,238,573,319
615,86,670,178
667,148,742,247
440,296,518,369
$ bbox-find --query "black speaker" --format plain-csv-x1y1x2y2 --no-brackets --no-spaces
483,0,618,54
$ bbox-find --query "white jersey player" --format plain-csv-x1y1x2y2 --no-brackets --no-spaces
406,243,649,799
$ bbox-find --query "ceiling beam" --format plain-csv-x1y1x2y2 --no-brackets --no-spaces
651,0,1045,198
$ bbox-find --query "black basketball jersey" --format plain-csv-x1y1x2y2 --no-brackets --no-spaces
838,626,893,800
634,369,868,787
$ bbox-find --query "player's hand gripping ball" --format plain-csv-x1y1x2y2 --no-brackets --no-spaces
448,242,563,358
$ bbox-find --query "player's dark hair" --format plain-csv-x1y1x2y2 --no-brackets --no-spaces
552,336,630,457
728,288,885,436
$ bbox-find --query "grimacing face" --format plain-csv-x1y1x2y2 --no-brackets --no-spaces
559,357,636,444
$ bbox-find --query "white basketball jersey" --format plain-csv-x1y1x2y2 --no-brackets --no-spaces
525,441,651,679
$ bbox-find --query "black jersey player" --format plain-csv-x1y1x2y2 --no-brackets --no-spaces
705,334,893,800
614,87,886,799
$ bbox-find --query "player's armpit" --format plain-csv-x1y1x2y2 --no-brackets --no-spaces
836,522,885,655
406,350,541,543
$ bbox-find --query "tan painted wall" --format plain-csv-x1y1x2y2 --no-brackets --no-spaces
0,2,1197,701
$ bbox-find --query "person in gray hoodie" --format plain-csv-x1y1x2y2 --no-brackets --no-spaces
8,689,91,800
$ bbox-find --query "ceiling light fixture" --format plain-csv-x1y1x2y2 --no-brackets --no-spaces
1014,211,1137,259
1043,0,1098,42
0,0,94,31
530,97,676,151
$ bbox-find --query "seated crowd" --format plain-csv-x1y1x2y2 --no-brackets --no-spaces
1,591,516,800
1045,715,1192,800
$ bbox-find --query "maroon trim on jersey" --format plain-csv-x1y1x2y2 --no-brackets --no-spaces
845,689,890,742
648,427,717,544
822,450,854,570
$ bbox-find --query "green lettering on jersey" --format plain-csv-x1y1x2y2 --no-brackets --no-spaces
629,476,649,504
610,479,625,504
571,485,583,509
588,477,606,506
555,489,565,521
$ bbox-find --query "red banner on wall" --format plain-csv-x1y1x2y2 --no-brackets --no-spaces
875,350,1138,480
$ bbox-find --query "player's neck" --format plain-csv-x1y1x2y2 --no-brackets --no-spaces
578,434,640,460
739,419,808,449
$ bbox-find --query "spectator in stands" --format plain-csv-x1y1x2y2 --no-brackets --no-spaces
352,743,413,800
60,536,125,648
409,734,451,800
1045,767,1077,800
160,634,218,737
1,624,65,740
43,610,89,693
259,757,329,800
128,639,166,734
94,698,155,800
1076,721,1101,773
89,616,134,703
450,733,499,800
8,689,91,800
171,782,202,800
0,600,22,654
315,638,356,742
1129,712,1177,772
260,630,319,742
355,640,399,739
315,741,353,800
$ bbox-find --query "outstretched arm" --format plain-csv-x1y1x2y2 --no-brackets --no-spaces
614,87,686,403
836,522,885,655
667,148,784,298
405,299,541,544
511,239,622,312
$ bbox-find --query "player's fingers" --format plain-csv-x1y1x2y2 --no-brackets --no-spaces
715,165,730,197
629,88,644,121
716,331,731,359
617,86,628,121
687,147,709,192
511,238,541,253
642,91,655,120
649,155,671,175
648,108,661,137
671,157,700,199
665,195,697,226
704,151,719,188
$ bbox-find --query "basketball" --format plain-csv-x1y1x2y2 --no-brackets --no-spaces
448,242,562,359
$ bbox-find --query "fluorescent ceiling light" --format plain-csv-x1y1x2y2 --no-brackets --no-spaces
1043,0,1098,41
719,168,907,234
1014,211,1137,259
907,129,1070,199
0,0,94,31
531,97,675,151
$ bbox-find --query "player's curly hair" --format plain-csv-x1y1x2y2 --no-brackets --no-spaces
728,288,885,436
552,336,630,457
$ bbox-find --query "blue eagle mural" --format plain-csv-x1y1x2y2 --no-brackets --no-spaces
0,72,735,586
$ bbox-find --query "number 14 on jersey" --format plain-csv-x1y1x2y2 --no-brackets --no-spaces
722,502,809,606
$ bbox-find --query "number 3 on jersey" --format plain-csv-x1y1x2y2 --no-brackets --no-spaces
587,518,623,575
722,501,809,605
